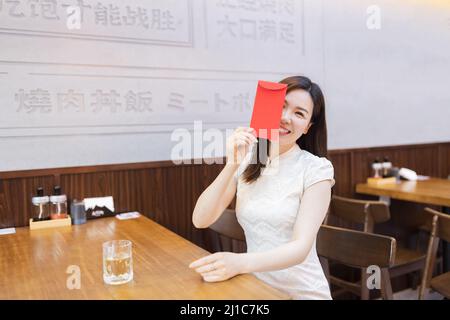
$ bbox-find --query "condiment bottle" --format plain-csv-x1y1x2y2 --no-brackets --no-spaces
50,186,68,220
32,187,50,221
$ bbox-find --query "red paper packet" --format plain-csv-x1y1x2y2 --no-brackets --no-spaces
249,80,287,141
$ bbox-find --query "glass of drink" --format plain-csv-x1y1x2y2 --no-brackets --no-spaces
102,240,133,285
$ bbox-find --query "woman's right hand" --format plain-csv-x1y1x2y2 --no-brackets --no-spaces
226,127,257,166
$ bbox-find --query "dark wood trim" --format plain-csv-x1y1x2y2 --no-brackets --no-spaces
0,157,226,179
2,142,448,180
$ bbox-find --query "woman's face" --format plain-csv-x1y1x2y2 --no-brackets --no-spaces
278,89,314,147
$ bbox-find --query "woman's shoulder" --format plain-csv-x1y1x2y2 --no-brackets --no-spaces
296,149,334,169
296,149,335,189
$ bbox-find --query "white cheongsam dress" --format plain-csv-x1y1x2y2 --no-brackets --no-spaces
235,144,335,300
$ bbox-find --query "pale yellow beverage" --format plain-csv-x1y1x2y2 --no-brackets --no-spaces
103,240,133,285
104,253,131,276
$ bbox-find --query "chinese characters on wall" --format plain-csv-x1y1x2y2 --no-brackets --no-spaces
14,88,253,115
0,0,192,45
1,0,176,30
213,0,298,44
1,0,302,123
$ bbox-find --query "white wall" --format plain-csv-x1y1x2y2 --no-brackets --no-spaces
324,0,450,149
0,0,449,171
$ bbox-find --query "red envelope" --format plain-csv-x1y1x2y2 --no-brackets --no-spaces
250,80,287,141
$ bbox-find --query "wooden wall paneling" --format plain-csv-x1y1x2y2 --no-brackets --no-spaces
190,164,208,247
391,144,439,176
113,170,131,213
138,168,160,223
60,172,110,203
0,181,6,228
412,145,440,177
438,143,450,178
328,151,352,197
0,175,54,228
348,143,444,199
129,169,145,217
194,163,227,250
350,149,371,187
151,168,166,225
352,146,409,185
446,143,450,177
189,164,206,241
173,165,188,234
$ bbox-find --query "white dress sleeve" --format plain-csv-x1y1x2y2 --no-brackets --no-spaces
303,157,335,190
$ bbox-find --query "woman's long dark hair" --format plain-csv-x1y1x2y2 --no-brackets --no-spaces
242,76,328,183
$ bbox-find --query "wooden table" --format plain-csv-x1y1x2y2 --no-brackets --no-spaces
356,177,450,271
356,178,450,207
0,216,288,300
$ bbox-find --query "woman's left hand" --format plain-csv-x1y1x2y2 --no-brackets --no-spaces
189,252,248,282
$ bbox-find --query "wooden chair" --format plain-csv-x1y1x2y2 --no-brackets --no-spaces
326,195,427,299
209,208,245,251
317,225,397,300
419,208,450,299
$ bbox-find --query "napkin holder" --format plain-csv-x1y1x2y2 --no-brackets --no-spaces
84,196,116,220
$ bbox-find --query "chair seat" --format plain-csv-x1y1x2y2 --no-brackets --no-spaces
430,272,450,299
393,246,426,267
388,246,426,278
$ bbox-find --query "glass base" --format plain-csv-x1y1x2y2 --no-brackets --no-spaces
103,272,133,285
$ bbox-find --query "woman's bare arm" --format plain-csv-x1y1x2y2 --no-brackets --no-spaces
192,127,256,228
192,164,239,228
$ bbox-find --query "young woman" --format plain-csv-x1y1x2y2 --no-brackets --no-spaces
189,76,335,300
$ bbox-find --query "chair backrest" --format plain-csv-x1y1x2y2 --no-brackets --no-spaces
329,195,391,232
424,208,450,243
317,225,396,269
209,208,245,242
317,225,396,300
419,207,450,299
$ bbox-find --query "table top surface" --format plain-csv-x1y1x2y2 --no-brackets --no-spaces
356,177,450,207
0,216,288,300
